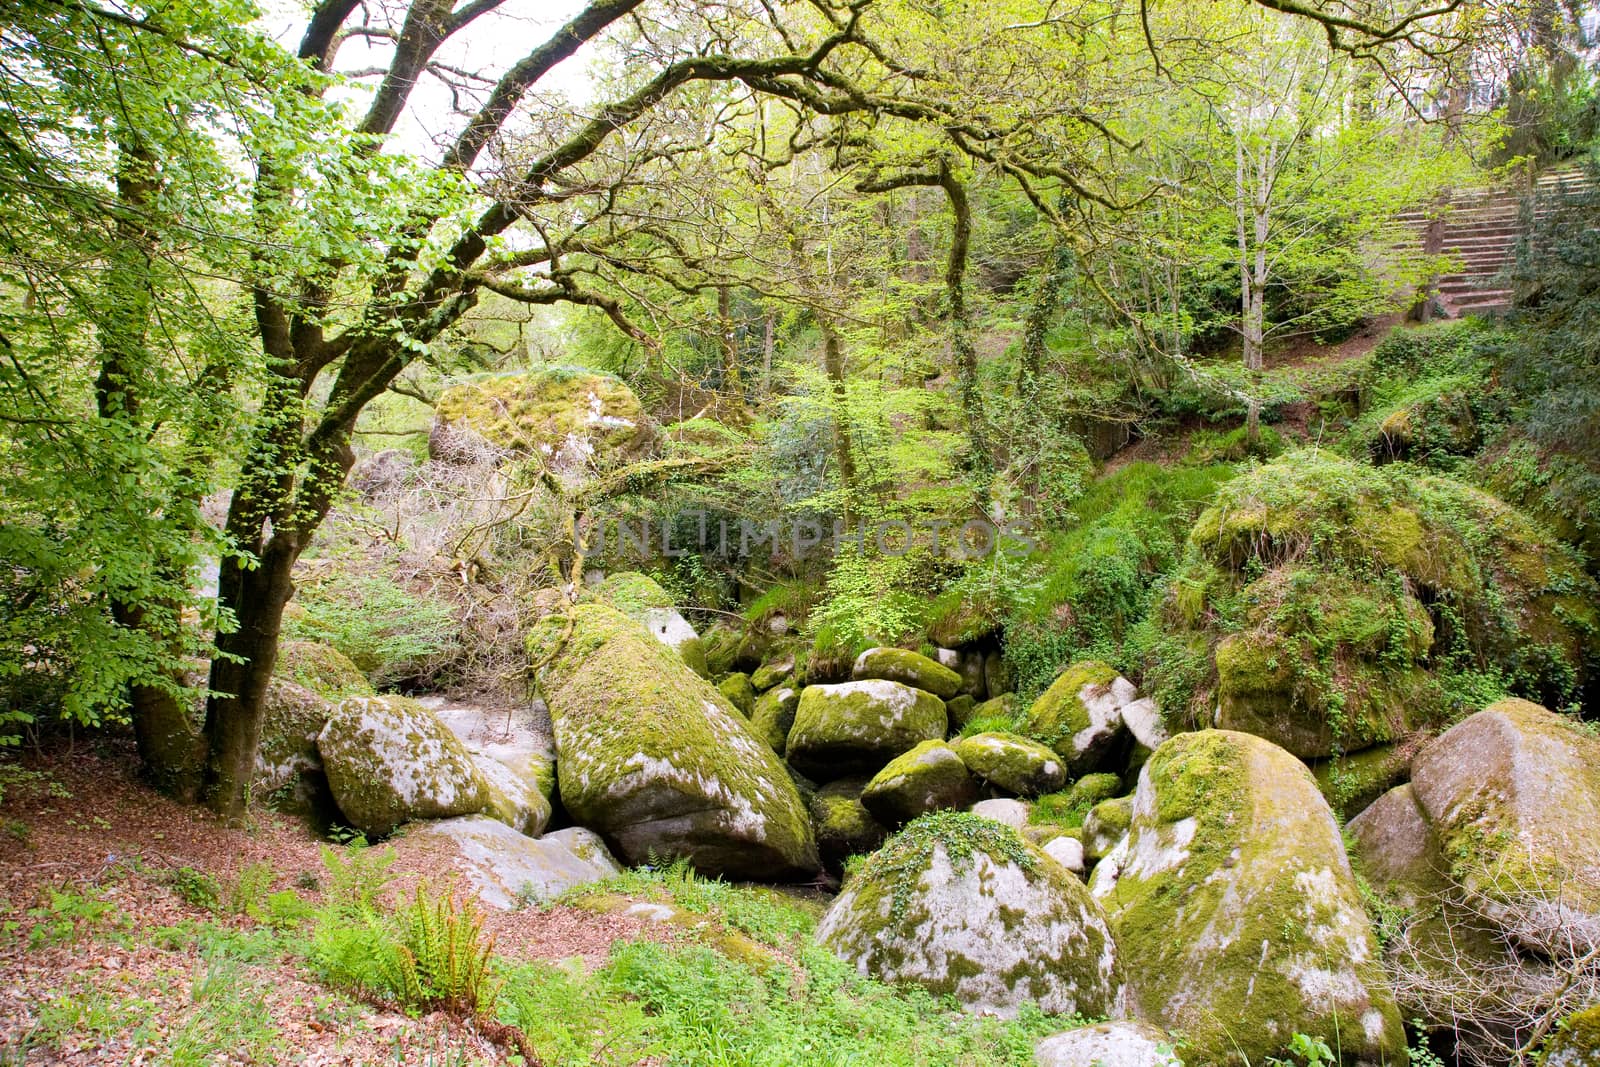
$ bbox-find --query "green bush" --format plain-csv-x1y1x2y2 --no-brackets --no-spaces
284,572,458,689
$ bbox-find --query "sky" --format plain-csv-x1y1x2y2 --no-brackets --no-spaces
258,0,601,159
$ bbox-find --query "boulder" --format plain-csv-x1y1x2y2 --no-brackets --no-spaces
1409,698,1600,953
955,651,987,700
971,798,1030,830
944,694,977,730
1311,741,1413,819
954,732,1067,797
748,684,800,753
1043,836,1085,876
254,641,376,817
398,816,620,909
851,647,963,700
809,776,890,872
528,603,818,880
592,572,709,678
317,696,490,837
430,369,652,480
430,698,557,829
860,741,976,827
1090,730,1404,1065
1081,796,1132,861
717,673,755,716
1022,662,1138,775
1545,1005,1600,1067
1118,698,1168,751
785,680,947,779
750,653,796,692
1034,1021,1182,1067
815,811,1122,1019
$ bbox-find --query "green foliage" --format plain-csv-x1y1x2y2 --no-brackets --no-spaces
284,573,459,690
169,867,222,911
565,859,818,948
1002,462,1235,697
852,811,1036,926
1266,1032,1335,1067
378,883,499,1017
810,547,951,650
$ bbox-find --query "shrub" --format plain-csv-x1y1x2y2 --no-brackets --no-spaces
379,883,499,1017
284,571,458,690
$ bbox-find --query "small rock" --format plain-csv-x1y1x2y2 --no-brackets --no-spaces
1042,836,1085,875
1034,1022,1181,1067
970,798,1030,830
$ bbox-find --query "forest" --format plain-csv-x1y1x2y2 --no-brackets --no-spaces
1,0,1599,1063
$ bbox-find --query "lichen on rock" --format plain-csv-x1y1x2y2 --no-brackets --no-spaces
953,731,1066,798
859,740,976,827
852,646,964,700
317,695,490,837
785,679,947,779
528,603,818,880
1091,729,1404,1065
815,810,1121,1019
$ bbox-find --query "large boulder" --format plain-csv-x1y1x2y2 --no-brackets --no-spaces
431,698,555,836
954,732,1067,798
1090,730,1404,1065
1034,1022,1182,1067
1409,698,1600,953
254,641,376,817
785,680,947,779
591,572,709,677
1145,452,1599,758
816,811,1122,1019
859,741,977,827
397,816,620,909
809,776,889,872
852,647,963,700
317,696,490,837
528,603,818,880
430,369,653,480
717,673,755,716
1348,782,1569,1065
1021,662,1139,775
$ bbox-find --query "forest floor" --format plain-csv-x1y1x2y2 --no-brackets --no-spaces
0,737,684,1065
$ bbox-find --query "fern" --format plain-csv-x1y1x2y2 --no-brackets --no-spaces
380,883,500,1017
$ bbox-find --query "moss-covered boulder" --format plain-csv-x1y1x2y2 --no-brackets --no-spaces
1545,1005,1600,1067
1347,782,1554,1064
859,741,976,827
717,673,755,716
750,653,796,692
808,775,889,872
786,680,948,779
748,684,800,753
397,817,620,909
1034,1022,1182,1067
1147,452,1599,757
953,732,1066,798
852,647,963,700
944,694,977,729
590,572,709,677
1090,730,1404,1065
528,603,818,880
1081,796,1133,861
1311,741,1415,819
317,696,490,837
1021,662,1138,775
1409,698,1600,953
431,369,653,479
274,640,374,700
815,811,1121,1018
471,752,552,837
253,641,377,817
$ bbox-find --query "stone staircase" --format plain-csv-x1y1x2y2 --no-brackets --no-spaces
1390,163,1594,317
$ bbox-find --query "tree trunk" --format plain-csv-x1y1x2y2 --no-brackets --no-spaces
818,318,857,507
717,284,741,393
761,310,775,394
937,162,989,493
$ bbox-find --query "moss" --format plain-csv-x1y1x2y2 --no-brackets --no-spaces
815,810,1120,1018
785,680,948,779
924,588,1002,647
717,673,755,716
852,647,964,700
529,603,818,880
953,732,1067,798
1096,730,1404,1066
860,740,977,827
1544,1004,1600,1066
1311,742,1415,819
588,572,709,677
591,572,672,614
275,640,374,700
433,368,650,461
